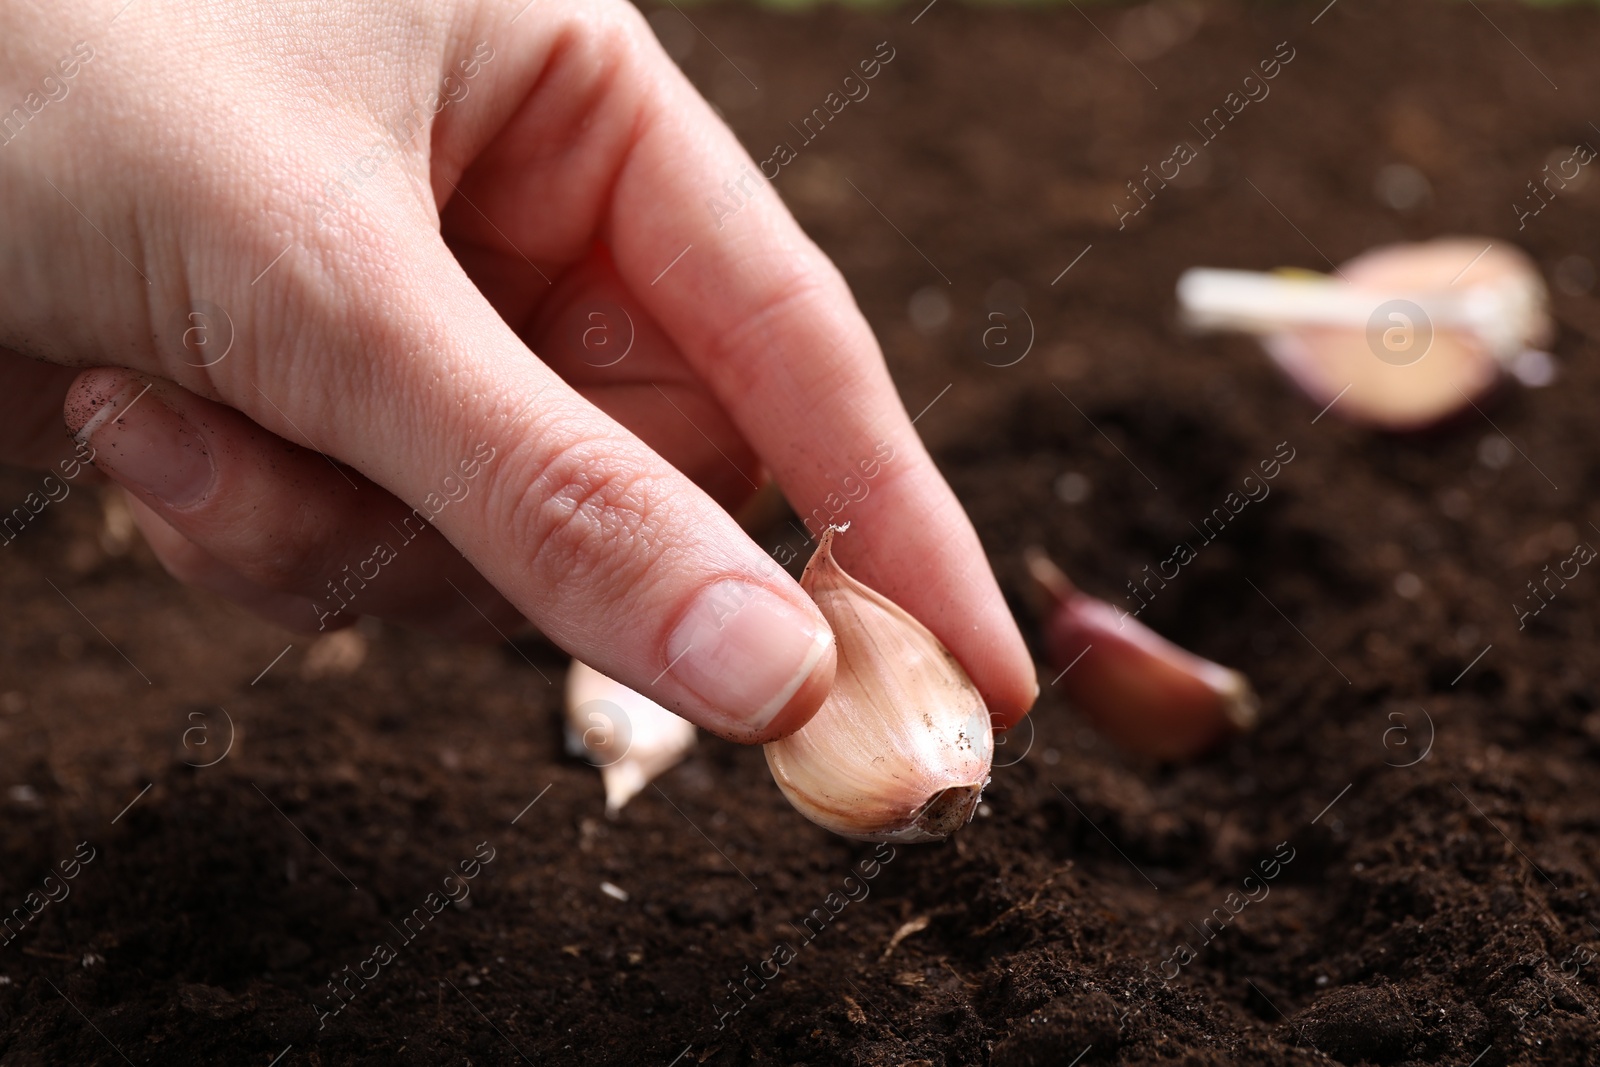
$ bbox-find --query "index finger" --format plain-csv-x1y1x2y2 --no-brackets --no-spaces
605,38,1038,727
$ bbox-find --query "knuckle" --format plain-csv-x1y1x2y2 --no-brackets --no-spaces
503,436,669,599
582,0,658,53
697,272,842,406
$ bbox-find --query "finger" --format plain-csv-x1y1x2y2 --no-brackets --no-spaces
123,492,349,634
436,13,1034,727
590,36,1040,725
199,222,836,744
63,369,522,641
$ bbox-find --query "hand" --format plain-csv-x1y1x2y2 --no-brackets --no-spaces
0,0,1036,742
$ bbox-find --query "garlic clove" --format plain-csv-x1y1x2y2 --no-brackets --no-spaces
1262,324,1499,432
1026,548,1257,760
565,660,696,815
1178,238,1552,431
764,526,993,843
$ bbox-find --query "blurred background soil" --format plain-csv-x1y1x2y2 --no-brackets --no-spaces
3,0,1600,1063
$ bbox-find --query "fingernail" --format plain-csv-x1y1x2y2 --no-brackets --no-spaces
74,381,214,508
665,579,836,739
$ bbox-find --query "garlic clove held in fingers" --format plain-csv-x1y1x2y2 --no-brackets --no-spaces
1026,548,1257,761
764,526,992,843
565,660,697,815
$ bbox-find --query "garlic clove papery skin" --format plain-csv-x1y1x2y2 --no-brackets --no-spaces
1047,590,1257,759
764,527,993,843
565,660,697,816
1026,548,1258,761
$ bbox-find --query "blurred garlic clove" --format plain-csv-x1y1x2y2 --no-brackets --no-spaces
565,660,696,816
765,526,992,843
99,489,138,556
1025,548,1257,761
1178,238,1552,431
301,628,368,680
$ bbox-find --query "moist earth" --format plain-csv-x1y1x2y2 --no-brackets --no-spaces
3,0,1600,1063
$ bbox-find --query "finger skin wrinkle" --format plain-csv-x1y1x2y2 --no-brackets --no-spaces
499,433,673,619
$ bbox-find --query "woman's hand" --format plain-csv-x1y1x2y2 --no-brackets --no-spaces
0,0,1036,742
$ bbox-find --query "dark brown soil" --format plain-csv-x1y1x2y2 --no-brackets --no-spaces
4,1,1600,1063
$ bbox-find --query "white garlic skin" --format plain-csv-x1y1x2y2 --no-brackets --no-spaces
764,527,993,843
565,660,696,815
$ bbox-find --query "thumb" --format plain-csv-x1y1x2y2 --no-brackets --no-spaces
240,226,834,743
